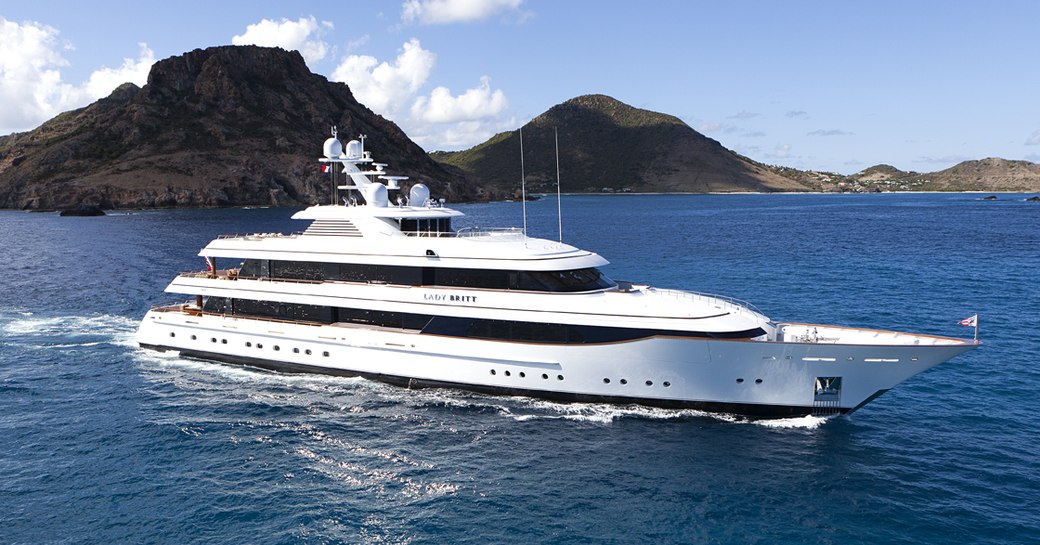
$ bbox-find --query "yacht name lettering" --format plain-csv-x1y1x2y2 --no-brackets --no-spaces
424,293,478,303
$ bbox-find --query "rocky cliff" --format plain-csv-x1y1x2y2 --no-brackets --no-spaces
0,46,474,210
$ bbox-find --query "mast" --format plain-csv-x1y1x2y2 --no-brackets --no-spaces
331,126,338,205
520,126,527,239
555,126,563,243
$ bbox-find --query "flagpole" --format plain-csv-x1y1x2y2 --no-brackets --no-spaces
974,316,979,342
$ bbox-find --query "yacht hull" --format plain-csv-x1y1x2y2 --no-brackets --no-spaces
138,309,975,418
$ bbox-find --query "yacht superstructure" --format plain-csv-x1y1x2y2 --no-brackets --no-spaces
137,130,979,417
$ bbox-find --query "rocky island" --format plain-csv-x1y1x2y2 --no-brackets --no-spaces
2,46,1038,211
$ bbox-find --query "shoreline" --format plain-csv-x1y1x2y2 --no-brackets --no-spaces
7,190,1038,213
543,189,1038,196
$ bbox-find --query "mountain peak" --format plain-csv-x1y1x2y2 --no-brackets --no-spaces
434,95,806,193
533,94,687,130
0,45,471,209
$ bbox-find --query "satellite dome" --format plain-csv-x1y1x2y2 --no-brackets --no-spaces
409,184,430,205
323,137,342,159
364,183,389,208
345,140,363,160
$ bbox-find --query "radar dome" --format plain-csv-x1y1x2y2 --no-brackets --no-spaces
345,140,363,160
323,138,342,159
364,183,389,208
409,184,430,205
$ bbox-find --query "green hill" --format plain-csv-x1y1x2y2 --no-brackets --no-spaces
432,94,809,195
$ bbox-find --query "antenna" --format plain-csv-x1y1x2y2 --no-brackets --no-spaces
331,126,338,205
555,126,563,243
520,126,527,239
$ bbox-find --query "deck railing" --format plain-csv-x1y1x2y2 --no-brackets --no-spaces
399,227,525,238
149,303,325,328
647,287,766,319
216,232,297,241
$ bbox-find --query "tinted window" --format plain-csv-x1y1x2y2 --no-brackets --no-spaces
202,296,232,314
400,218,452,235
240,259,615,292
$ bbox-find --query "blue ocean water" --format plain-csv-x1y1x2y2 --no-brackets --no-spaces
1,193,1038,544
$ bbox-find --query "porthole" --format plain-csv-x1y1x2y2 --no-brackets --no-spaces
274,346,280,351
490,369,497,376
305,349,312,355
169,332,176,338
293,348,299,354
245,341,252,347
755,378,763,384
257,343,263,349
557,375,564,381
663,381,671,388
645,380,653,386
323,351,330,357
221,339,227,344
603,378,611,384
210,338,217,343
620,379,628,385
191,335,197,340
504,370,511,377
519,372,526,378
542,373,549,380
736,378,744,384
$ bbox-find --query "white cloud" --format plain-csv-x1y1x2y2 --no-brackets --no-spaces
330,38,511,151
402,0,524,25
80,43,154,100
697,122,723,133
0,17,153,134
1026,129,1040,146
0,17,68,132
807,129,853,136
766,144,792,160
727,110,760,120
346,35,371,53
913,154,972,165
695,121,745,135
331,38,436,117
410,116,517,151
231,16,332,65
411,76,507,123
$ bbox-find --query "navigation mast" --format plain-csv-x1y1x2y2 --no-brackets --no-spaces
520,126,528,239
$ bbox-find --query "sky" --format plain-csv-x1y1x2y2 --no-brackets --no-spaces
1,0,1038,174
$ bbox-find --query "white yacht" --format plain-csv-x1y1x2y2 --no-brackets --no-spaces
137,130,980,418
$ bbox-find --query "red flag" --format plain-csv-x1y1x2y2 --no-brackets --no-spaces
957,315,977,327
322,164,331,173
